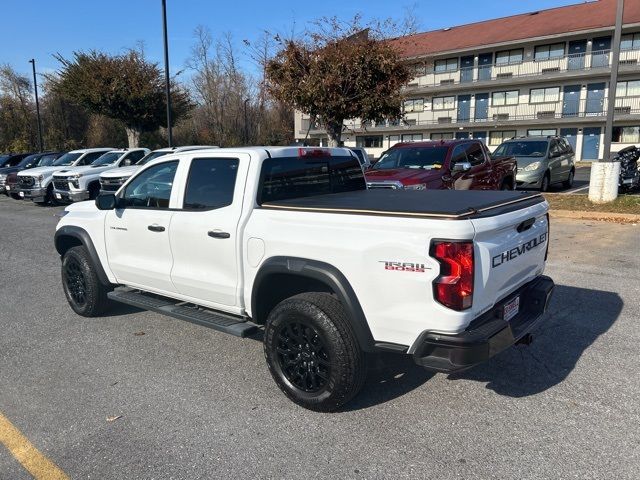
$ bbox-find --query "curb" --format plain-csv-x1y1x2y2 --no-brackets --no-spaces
549,209,640,224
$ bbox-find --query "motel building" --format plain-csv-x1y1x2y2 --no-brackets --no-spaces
294,0,640,162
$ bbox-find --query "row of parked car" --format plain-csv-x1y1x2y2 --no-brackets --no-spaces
0,146,216,205
0,135,575,206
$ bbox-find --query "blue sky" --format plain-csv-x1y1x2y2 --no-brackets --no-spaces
2,0,579,80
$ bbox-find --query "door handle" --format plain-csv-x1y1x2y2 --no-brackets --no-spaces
208,230,230,239
148,224,165,232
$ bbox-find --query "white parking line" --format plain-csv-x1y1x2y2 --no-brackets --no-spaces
560,185,590,195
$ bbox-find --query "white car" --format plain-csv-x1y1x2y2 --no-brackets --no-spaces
99,145,217,194
55,146,554,411
52,148,149,202
17,148,114,204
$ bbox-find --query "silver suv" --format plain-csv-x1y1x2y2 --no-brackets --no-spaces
493,136,575,191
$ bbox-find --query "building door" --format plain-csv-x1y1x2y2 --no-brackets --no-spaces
586,83,606,115
582,127,601,160
560,128,578,152
474,93,489,120
460,56,474,83
457,95,471,122
478,53,493,81
567,40,587,70
562,85,581,117
591,36,611,68
472,131,487,144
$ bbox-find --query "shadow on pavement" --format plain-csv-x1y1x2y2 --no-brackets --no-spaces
449,284,622,397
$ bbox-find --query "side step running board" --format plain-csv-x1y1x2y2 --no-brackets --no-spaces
107,288,258,338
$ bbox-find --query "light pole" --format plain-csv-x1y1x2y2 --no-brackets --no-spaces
29,59,43,152
161,0,173,147
589,0,624,203
244,98,249,145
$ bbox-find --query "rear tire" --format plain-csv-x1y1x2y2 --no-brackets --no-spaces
264,292,367,412
10,193,21,200
563,169,575,189
540,172,550,192
61,246,112,317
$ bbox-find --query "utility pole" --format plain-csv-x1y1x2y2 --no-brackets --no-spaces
589,0,624,203
29,59,43,152
161,0,173,147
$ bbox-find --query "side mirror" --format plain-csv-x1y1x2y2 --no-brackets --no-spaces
96,193,117,210
451,161,472,173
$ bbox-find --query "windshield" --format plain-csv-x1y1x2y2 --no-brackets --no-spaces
137,151,171,165
372,147,449,170
18,154,41,168
37,154,59,167
494,141,548,157
53,152,83,166
91,152,122,166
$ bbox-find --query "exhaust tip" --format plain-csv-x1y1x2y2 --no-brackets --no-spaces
516,333,534,346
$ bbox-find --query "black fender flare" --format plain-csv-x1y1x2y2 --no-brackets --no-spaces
252,256,376,352
54,225,112,286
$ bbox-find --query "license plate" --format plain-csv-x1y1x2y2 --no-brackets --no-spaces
19,191,24,197
503,296,520,322
55,193,62,199
5,186,9,191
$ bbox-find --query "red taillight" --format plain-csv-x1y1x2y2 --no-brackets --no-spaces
431,241,474,311
298,148,331,157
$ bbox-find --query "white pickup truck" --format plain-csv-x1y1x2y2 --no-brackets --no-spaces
17,148,113,204
54,146,554,411
53,148,149,202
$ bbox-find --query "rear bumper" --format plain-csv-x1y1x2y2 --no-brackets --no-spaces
412,275,554,373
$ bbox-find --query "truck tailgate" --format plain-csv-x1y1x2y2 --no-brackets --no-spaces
470,200,549,316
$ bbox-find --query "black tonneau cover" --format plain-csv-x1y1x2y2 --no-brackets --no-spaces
261,189,544,219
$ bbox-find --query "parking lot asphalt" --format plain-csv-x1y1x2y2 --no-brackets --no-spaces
1,195,639,479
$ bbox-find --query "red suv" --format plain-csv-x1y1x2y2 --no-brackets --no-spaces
365,140,516,191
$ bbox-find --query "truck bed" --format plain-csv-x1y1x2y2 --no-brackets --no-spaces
261,189,544,220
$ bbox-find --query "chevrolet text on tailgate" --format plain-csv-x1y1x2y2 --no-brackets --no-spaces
54,146,554,411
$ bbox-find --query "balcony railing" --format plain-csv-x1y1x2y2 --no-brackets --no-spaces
298,96,640,134
408,48,640,89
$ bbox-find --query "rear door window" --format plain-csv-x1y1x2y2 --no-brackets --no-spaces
183,158,239,210
259,155,365,204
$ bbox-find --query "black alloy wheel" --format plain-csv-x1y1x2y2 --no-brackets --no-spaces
275,321,331,393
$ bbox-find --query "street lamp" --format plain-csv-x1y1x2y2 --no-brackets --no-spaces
29,59,43,152
161,0,173,147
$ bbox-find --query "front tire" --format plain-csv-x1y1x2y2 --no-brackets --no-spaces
61,246,112,317
35,184,54,206
264,292,367,412
540,172,550,192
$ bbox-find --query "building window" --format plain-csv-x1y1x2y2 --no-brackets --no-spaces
621,33,640,50
495,49,524,65
527,129,557,137
388,135,400,147
534,43,565,61
489,130,517,146
412,64,426,76
616,80,640,97
434,58,458,73
530,87,560,103
612,126,640,143
356,135,383,148
401,133,423,142
430,132,454,140
432,96,455,110
403,98,425,112
491,90,519,106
